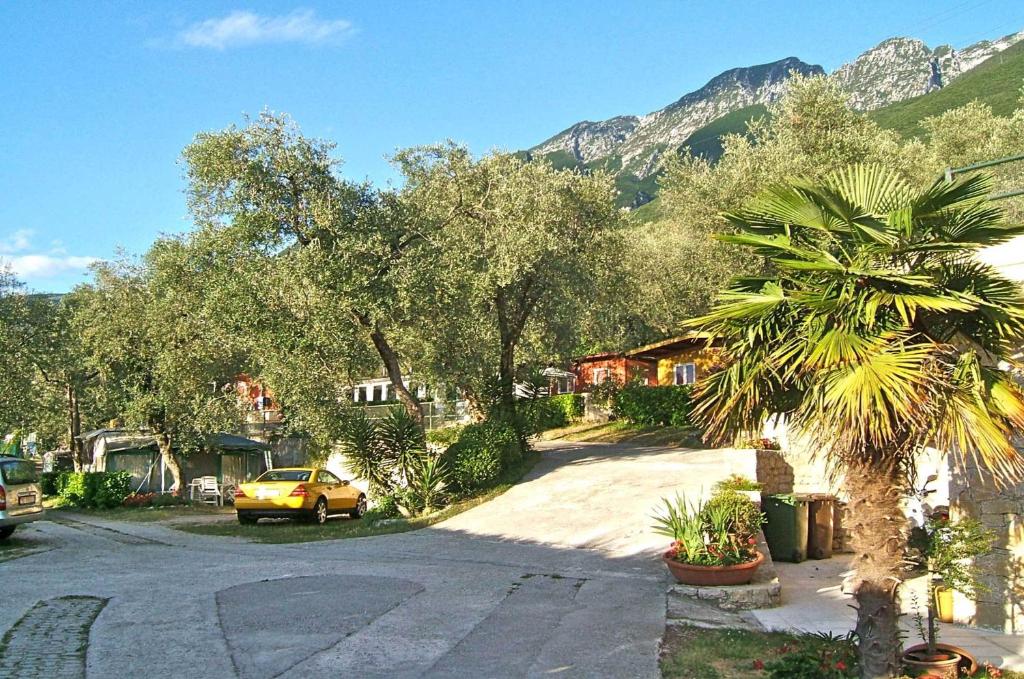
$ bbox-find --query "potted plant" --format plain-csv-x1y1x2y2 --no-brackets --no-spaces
713,474,762,504
902,515,995,678
653,490,765,586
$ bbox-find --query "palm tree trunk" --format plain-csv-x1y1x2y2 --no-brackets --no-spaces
845,457,906,678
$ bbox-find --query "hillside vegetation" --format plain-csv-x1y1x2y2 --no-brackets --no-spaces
870,40,1024,137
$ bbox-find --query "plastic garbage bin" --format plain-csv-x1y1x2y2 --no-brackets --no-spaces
807,494,835,559
762,494,810,563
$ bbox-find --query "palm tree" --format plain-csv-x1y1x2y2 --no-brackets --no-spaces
688,164,1024,678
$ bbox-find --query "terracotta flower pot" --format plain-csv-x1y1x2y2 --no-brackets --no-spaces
662,550,765,586
903,643,977,676
902,649,962,679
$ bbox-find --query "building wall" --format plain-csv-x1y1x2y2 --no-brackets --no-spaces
655,346,725,385
950,459,1024,633
573,357,656,391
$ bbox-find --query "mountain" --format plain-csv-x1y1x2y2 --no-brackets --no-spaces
870,38,1024,137
530,57,823,207
528,29,1024,208
834,31,1024,110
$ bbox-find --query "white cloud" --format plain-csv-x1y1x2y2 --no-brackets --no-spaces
0,229,33,254
2,254,99,280
0,230,99,283
176,9,354,50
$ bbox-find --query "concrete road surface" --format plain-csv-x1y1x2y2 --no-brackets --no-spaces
0,441,755,678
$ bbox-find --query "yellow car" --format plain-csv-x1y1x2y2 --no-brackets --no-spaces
233,467,367,525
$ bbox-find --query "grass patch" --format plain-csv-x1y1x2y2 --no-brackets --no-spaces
660,624,1023,678
51,503,233,523
175,450,542,544
661,625,801,678
540,421,704,447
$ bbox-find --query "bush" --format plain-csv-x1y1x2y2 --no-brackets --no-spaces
56,471,133,509
40,471,60,496
522,398,569,433
549,393,585,421
761,632,858,678
151,493,186,508
713,474,762,492
363,492,402,522
613,385,692,427
443,419,524,493
426,425,464,448
123,492,156,507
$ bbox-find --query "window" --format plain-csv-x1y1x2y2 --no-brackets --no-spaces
257,470,311,482
0,460,37,485
674,363,697,385
317,470,340,485
592,368,611,384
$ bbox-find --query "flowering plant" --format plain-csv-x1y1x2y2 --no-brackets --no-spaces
757,631,858,677
653,490,764,566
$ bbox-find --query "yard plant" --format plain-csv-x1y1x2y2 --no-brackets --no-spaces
653,490,763,567
689,165,1024,677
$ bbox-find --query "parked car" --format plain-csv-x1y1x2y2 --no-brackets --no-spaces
233,467,367,525
0,456,45,540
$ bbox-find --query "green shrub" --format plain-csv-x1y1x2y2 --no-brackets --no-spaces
762,631,858,678
364,492,402,522
522,398,569,433
443,419,524,492
713,474,762,492
613,385,692,427
549,393,585,421
151,493,186,507
426,425,464,448
56,471,133,509
39,471,60,496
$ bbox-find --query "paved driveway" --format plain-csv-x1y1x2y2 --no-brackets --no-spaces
0,442,754,679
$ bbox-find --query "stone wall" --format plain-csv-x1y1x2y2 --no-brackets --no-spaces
754,448,794,495
950,459,1024,633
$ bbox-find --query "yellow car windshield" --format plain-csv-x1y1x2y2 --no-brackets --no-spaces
257,470,311,482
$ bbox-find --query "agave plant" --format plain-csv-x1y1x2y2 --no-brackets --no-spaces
377,405,427,483
404,453,449,515
339,409,393,493
688,164,1024,677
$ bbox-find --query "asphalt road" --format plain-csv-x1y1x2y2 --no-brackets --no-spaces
0,441,756,679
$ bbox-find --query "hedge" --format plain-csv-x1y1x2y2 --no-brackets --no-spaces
613,385,692,427
442,419,523,492
548,394,584,422
56,471,133,509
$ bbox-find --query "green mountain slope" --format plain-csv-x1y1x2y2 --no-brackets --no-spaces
870,40,1024,137
678,104,768,161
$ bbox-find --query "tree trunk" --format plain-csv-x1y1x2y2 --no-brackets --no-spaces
495,289,518,420
845,457,906,678
365,323,424,429
66,382,84,472
155,432,184,495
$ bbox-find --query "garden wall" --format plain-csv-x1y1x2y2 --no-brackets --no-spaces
950,460,1024,633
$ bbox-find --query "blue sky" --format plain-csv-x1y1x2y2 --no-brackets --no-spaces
2,1,1023,291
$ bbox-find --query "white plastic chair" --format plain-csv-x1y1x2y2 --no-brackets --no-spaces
196,476,223,506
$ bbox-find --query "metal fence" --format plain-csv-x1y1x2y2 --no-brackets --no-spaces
362,401,470,430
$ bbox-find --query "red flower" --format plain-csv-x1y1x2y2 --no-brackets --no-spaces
835,660,847,671
747,537,757,545
752,659,765,670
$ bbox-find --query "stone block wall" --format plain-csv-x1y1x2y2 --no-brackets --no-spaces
754,448,794,495
950,460,1024,633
